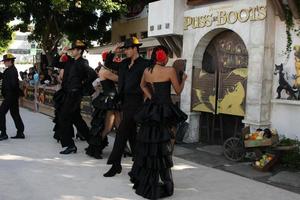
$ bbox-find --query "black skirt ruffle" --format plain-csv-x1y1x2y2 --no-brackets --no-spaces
92,92,120,111
130,100,187,199
85,93,119,159
134,99,187,127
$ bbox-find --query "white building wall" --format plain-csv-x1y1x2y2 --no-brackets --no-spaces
270,17,300,139
148,0,300,141
148,0,187,37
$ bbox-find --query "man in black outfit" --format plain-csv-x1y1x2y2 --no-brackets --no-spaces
57,40,97,154
52,50,89,142
104,37,149,177
0,54,25,141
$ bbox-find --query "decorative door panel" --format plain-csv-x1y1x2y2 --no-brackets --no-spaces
217,68,247,116
192,67,216,113
191,30,248,116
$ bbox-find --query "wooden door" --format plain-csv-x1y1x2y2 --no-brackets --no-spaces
192,30,248,116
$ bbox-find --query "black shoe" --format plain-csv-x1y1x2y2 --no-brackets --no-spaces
60,146,77,154
103,164,122,177
11,132,25,139
0,132,8,141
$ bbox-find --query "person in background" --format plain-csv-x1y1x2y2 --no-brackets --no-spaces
40,67,52,85
0,54,25,141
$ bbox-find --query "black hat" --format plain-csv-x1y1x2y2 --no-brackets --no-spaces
1,53,16,62
121,37,143,48
68,40,87,50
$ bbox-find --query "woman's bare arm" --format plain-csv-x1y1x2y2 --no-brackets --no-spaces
58,69,64,83
99,69,118,82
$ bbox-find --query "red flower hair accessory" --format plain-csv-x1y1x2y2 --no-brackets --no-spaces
156,49,167,63
102,51,108,61
113,57,122,63
60,54,69,62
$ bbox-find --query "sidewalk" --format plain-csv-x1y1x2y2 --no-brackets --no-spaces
0,108,299,200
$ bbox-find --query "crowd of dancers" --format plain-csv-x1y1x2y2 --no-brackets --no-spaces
0,37,188,200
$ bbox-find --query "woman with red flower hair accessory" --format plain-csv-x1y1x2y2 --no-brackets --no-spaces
129,45,188,199
85,50,121,159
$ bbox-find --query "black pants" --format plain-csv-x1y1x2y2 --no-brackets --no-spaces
107,96,142,165
53,90,87,140
0,95,24,133
58,91,89,148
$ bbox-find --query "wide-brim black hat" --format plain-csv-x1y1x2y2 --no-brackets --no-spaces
121,37,143,48
68,40,87,50
0,53,16,62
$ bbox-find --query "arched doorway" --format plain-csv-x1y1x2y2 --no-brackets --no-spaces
191,30,248,144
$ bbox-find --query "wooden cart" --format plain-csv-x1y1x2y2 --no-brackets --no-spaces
223,127,279,162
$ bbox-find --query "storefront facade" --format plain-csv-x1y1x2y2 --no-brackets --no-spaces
148,0,300,143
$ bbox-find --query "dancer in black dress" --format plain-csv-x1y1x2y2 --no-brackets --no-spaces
85,52,121,159
129,46,187,199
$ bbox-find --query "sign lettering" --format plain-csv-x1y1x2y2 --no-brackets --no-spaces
184,5,267,30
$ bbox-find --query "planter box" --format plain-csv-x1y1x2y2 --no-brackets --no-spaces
253,154,278,172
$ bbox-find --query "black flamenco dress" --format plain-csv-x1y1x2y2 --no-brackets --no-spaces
85,79,120,159
129,81,187,199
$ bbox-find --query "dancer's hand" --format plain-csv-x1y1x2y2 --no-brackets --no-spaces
113,43,123,54
59,46,69,55
182,73,188,82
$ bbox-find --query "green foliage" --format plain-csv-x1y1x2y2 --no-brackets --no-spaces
0,1,19,53
284,6,294,60
11,0,128,62
0,0,156,60
284,5,300,59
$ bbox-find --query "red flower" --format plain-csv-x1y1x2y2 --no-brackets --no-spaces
156,49,167,63
113,57,122,63
60,54,68,62
102,51,108,61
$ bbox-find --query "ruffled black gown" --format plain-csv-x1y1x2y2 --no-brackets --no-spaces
129,81,187,199
85,79,120,159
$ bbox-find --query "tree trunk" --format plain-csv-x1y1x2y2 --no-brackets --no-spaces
42,37,61,66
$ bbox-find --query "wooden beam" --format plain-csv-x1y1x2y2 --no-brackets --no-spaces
288,0,300,19
272,0,286,21
166,36,182,58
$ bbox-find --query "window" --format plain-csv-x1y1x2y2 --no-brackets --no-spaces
120,35,126,42
141,31,148,39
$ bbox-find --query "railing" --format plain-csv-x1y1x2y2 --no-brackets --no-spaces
20,82,93,119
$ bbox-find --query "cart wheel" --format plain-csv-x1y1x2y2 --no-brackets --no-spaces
223,137,245,161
